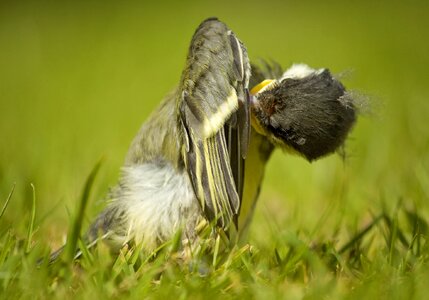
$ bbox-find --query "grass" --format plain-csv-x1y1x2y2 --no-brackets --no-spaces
64,159,102,263
0,179,428,299
1,0,429,299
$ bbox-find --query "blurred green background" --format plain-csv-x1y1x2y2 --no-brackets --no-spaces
1,0,428,248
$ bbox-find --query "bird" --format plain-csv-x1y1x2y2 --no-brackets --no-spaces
49,17,357,262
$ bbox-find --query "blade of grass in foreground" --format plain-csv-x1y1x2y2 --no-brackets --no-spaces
338,213,384,254
64,159,103,263
0,183,15,220
25,183,37,253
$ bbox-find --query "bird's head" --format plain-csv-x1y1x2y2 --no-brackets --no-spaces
250,64,356,161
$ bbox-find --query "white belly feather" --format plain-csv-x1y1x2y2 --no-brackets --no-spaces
108,161,201,250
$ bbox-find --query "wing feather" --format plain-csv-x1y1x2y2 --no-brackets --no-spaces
178,18,250,229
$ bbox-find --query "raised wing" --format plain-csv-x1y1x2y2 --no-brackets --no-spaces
178,18,251,229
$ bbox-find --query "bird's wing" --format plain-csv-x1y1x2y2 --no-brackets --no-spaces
178,18,251,229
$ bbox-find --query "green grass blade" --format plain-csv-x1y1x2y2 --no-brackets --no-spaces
388,216,398,265
0,230,14,265
212,234,220,267
64,159,103,263
0,183,16,220
25,183,37,253
338,213,384,254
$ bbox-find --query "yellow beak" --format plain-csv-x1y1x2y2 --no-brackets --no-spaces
250,79,274,95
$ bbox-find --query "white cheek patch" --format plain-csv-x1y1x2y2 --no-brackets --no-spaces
281,63,324,80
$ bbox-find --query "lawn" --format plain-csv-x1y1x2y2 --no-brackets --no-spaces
1,0,429,299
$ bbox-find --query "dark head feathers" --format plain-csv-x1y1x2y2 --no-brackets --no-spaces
252,68,356,161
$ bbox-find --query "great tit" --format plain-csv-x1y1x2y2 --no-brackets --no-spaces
50,17,356,261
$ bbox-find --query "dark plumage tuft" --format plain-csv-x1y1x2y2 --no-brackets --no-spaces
253,69,356,161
